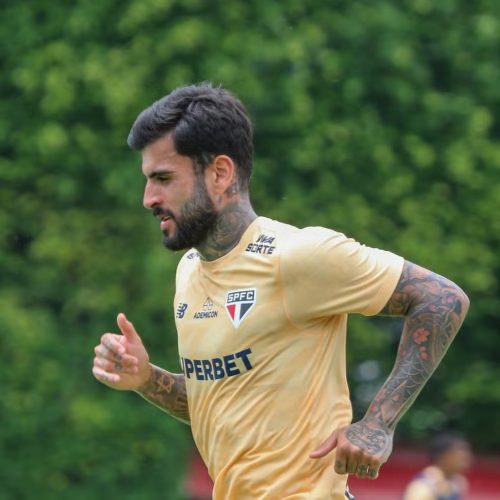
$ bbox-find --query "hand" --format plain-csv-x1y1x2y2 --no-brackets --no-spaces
309,419,393,480
92,313,151,391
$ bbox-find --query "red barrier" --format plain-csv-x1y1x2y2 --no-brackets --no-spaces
184,445,500,499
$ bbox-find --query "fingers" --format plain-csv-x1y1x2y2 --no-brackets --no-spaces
346,452,358,475
310,431,339,459
335,454,379,479
93,332,139,386
336,447,381,479
319,420,391,479
92,365,120,385
342,450,377,479
310,427,383,480
367,466,379,480
92,315,145,389
92,350,139,386
94,333,137,363
93,354,139,374
355,464,379,480
117,313,140,343
97,333,125,359
334,446,349,475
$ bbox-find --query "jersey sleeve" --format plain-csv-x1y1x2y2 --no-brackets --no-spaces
280,227,404,326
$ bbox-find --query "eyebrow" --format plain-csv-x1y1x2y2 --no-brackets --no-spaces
147,169,174,179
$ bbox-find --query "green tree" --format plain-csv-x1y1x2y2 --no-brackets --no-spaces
1,0,499,497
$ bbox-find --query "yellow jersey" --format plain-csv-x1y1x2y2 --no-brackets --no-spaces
174,217,403,499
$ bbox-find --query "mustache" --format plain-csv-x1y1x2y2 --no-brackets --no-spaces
152,207,175,220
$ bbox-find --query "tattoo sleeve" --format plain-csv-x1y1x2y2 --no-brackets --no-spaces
135,365,190,425
366,260,469,430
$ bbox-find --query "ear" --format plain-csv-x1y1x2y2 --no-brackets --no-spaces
204,155,237,196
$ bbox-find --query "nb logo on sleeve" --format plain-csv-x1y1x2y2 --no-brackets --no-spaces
176,302,188,319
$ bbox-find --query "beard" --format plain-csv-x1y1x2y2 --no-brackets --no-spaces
155,177,218,251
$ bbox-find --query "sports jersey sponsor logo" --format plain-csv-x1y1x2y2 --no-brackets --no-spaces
186,250,200,260
176,302,188,319
225,288,256,328
181,347,253,380
193,297,218,319
245,233,276,255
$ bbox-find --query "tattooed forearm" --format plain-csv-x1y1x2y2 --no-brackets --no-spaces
135,365,190,425
366,261,469,431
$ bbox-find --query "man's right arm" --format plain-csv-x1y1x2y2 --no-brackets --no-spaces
135,365,190,424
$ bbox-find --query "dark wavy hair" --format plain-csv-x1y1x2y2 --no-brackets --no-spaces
127,82,254,189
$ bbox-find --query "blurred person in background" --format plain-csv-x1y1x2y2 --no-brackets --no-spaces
403,432,472,500
92,83,469,499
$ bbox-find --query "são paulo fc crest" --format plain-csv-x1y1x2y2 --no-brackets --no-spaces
225,288,257,328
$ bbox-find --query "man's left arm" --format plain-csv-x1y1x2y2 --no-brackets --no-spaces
310,260,470,479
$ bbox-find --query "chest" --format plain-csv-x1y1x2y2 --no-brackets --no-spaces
174,257,291,381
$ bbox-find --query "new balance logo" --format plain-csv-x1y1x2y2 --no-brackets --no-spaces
176,302,188,319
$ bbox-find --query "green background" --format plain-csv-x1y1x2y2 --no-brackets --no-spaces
1,0,499,498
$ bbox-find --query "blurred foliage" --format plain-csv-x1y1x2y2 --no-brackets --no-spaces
1,0,499,497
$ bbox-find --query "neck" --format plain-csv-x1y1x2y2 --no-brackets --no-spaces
196,199,257,261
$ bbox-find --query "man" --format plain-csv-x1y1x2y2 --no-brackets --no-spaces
403,432,472,500
92,83,469,499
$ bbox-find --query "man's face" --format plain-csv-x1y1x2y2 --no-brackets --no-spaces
142,134,217,251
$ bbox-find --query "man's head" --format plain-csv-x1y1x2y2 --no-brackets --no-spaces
128,82,254,190
128,83,254,251
429,432,472,476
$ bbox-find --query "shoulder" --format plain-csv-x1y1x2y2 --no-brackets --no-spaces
278,223,361,269
255,218,354,262
175,249,200,282
260,218,348,254
252,216,300,239
177,248,201,267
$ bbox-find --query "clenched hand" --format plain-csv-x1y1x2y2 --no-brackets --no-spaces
310,419,393,480
92,313,151,391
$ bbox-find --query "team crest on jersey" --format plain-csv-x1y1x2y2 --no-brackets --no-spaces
225,288,257,328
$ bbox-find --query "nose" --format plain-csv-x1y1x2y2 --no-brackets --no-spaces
143,179,161,209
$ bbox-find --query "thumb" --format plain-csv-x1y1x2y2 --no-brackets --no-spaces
310,430,339,459
117,313,141,343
